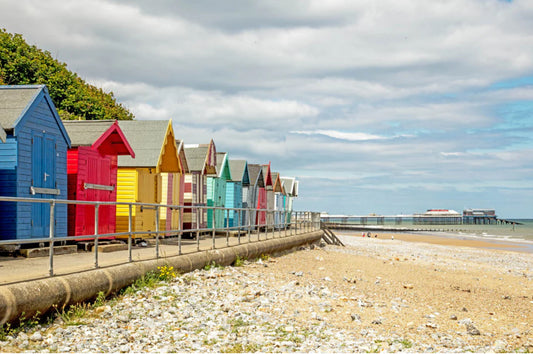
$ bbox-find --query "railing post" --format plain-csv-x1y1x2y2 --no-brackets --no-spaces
295,212,298,235
226,208,229,247
178,206,182,256
49,200,55,277
247,208,251,243
237,209,241,245
212,206,216,250
155,205,160,259
128,204,133,262
196,206,200,252
94,204,99,269
284,210,288,238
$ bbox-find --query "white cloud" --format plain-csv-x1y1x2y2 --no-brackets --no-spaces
1,0,533,216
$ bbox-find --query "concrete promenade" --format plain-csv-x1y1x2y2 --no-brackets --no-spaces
0,229,323,325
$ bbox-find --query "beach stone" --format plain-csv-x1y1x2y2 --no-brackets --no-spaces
466,323,481,336
30,332,42,341
492,339,507,352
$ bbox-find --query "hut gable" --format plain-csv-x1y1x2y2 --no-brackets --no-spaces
184,139,216,175
117,120,180,173
261,163,273,188
280,177,296,196
0,85,71,144
229,160,250,185
215,152,232,181
175,139,189,174
247,164,265,188
63,120,135,158
271,172,283,193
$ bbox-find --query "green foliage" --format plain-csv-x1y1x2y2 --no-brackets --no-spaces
93,291,106,308
233,255,245,267
121,271,160,295
55,304,89,326
204,261,223,271
0,28,134,121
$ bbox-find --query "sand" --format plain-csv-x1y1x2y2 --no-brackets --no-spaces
240,233,533,351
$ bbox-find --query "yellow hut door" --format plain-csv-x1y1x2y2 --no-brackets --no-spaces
136,169,161,235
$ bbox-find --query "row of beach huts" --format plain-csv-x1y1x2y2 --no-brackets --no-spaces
0,85,299,242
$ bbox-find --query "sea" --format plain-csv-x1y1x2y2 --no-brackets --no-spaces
325,217,533,244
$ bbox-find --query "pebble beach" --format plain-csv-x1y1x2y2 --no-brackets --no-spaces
1,233,533,353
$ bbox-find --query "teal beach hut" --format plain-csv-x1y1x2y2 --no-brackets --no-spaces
207,152,232,229
0,85,71,240
226,160,249,227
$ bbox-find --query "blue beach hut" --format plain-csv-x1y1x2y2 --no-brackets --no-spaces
0,124,6,143
0,85,71,240
226,160,250,228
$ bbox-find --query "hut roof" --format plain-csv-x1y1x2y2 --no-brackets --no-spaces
183,140,216,174
271,172,283,192
228,160,248,183
63,120,135,157
0,85,41,130
184,146,209,172
280,177,296,196
117,120,174,168
247,164,265,188
0,85,70,145
261,164,273,187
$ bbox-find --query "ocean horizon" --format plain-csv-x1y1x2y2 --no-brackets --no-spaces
326,217,533,243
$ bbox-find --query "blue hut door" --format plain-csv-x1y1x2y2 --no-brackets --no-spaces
31,132,57,238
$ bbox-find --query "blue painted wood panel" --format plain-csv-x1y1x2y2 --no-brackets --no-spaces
0,87,69,240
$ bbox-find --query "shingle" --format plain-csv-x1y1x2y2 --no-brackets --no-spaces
184,146,209,172
247,164,264,187
0,86,41,129
229,160,247,182
62,120,115,146
116,120,169,167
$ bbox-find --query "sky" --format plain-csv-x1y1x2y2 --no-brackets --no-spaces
1,0,532,218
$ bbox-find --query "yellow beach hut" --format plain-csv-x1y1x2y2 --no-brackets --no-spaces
115,120,182,239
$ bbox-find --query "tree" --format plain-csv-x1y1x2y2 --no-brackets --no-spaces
0,29,134,121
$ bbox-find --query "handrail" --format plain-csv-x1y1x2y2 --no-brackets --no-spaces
0,195,321,279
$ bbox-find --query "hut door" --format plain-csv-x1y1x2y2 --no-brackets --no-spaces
31,133,57,238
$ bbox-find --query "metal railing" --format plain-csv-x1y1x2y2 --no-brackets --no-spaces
0,196,320,278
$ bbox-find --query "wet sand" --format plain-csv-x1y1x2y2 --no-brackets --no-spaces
339,231,533,253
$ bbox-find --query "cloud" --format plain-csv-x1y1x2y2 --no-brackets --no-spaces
1,0,533,216
291,130,386,141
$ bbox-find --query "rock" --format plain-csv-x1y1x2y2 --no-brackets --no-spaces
450,315,457,320
492,339,507,352
371,319,382,325
403,284,414,289
30,332,42,341
350,314,361,322
466,323,481,336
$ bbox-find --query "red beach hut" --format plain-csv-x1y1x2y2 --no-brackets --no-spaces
63,120,135,238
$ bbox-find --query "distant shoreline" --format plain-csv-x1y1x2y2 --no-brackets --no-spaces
334,229,533,254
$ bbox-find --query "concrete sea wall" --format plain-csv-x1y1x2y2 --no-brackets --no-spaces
0,231,323,325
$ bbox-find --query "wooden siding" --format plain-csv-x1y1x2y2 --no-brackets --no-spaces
0,138,18,239
225,181,243,227
0,92,69,240
116,168,137,233
67,147,118,238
